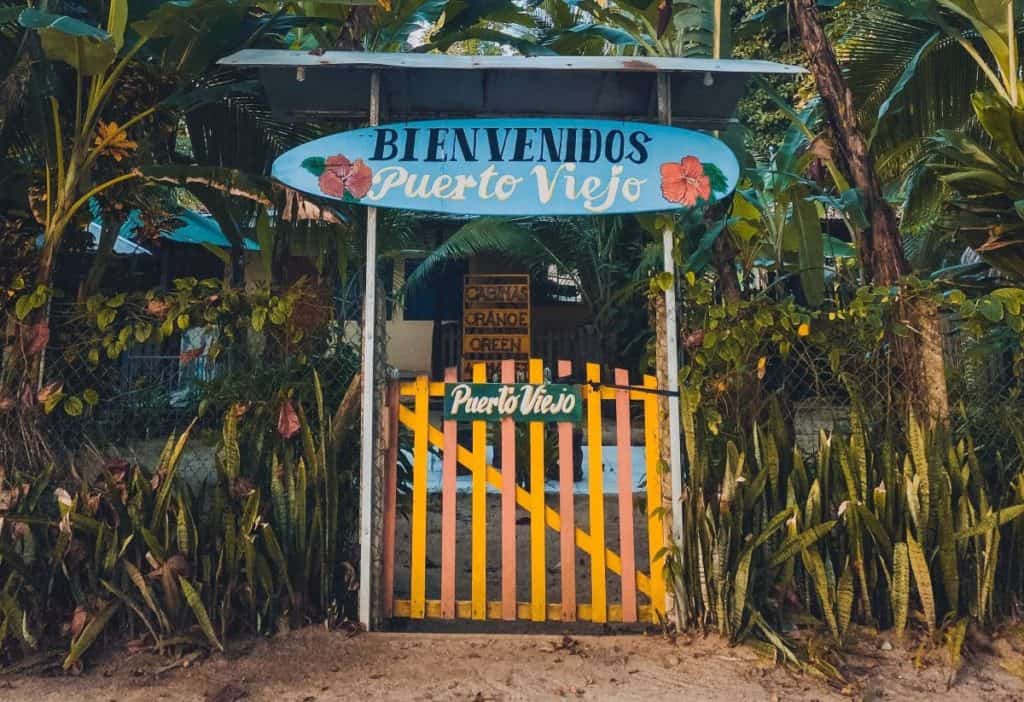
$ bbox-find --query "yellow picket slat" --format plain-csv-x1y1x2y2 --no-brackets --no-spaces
410,375,429,619
586,363,607,623
643,374,667,620
528,358,546,621
392,599,654,623
397,404,652,597
471,363,487,620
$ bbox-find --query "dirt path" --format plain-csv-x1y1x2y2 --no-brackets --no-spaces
4,628,1024,701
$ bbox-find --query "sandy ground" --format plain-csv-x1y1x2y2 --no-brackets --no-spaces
3,627,1024,701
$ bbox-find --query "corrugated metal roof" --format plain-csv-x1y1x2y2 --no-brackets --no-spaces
219,50,804,75
121,210,259,251
219,50,803,129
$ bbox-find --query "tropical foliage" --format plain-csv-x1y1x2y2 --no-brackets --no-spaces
1,0,1023,682
0,373,358,669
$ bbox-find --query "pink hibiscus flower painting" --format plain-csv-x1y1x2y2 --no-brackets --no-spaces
301,154,373,200
660,155,712,207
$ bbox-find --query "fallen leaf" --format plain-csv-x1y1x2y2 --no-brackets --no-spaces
278,399,299,439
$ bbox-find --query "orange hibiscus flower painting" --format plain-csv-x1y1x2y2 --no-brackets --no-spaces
660,155,712,207
302,154,373,200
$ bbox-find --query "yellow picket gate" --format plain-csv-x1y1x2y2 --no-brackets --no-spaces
381,359,668,625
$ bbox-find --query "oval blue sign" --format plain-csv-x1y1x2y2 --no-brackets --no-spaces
271,118,739,216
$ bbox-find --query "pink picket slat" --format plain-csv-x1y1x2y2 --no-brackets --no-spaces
614,367,638,623
500,360,517,620
440,367,458,619
557,359,577,621
382,380,400,618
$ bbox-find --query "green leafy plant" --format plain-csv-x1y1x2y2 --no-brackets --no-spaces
0,371,358,668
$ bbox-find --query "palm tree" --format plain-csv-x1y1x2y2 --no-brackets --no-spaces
839,1,1024,278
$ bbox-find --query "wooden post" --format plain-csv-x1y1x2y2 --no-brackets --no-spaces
656,72,684,623
358,70,382,630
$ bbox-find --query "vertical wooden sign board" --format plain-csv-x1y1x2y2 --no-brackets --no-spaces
461,274,530,380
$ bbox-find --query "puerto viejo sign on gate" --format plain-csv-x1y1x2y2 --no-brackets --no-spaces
444,382,582,423
271,118,739,215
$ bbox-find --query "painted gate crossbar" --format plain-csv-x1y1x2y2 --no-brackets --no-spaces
382,359,668,625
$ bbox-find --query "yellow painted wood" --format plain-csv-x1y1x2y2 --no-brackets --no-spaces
410,375,430,619
471,362,487,620
392,599,653,623
586,363,607,623
528,358,546,621
399,380,447,397
643,374,666,620
397,404,652,597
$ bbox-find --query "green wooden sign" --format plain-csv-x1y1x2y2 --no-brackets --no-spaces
443,382,582,423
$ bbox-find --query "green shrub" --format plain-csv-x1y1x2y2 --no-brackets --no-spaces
0,372,356,669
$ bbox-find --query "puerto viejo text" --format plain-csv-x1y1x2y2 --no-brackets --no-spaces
444,382,582,423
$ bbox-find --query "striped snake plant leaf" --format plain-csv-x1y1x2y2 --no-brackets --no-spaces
123,560,169,631
62,600,119,670
909,413,931,536
139,526,166,563
150,418,197,532
730,543,753,634
296,458,309,560
100,579,162,648
839,444,860,503
261,523,293,597
750,610,801,667
154,432,175,480
222,509,237,577
768,520,837,568
946,617,968,684
837,560,855,639
805,479,822,527
979,528,1000,621
893,541,910,639
176,494,191,557
297,403,319,482
905,470,923,538
955,504,1024,539
270,455,288,545
744,463,770,511
242,534,256,595
240,490,261,535
794,444,810,497
729,505,796,633
801,546,840,641
849,407,868,499
219,408,240,481
908,410,928,478
853,502,893,555
936,476,959,613
680,386,700,477
712,529,729,633
178,576,223,652
907,531,936,634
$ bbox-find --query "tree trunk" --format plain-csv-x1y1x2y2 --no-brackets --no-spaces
78,212,129,303
790,0,950,424
789,0,906,284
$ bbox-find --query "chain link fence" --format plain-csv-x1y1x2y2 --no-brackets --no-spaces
686,308,1022,474
36,295,363,456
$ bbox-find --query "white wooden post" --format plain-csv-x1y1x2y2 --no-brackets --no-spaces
358,70,382,630
657,72,685,608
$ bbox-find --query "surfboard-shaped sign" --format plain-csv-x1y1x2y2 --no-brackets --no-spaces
271,118,739,216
